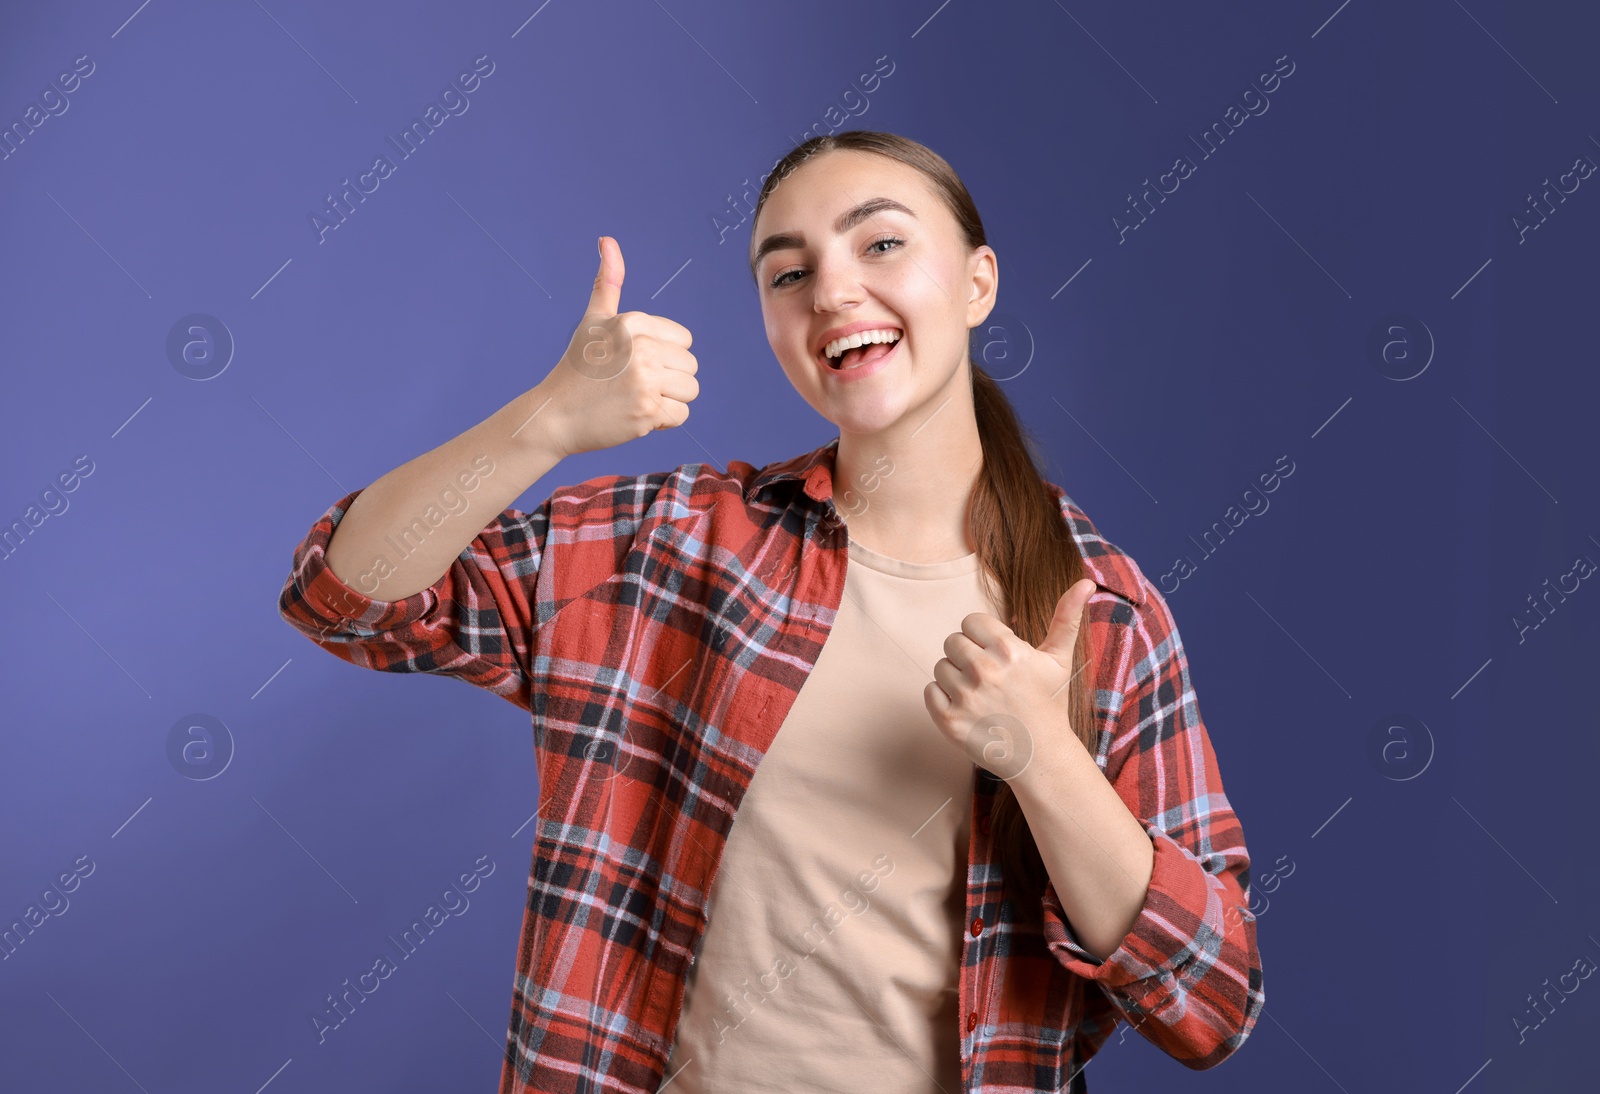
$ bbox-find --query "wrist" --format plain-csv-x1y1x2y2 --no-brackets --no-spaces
499,383,569,464
1008,724,1094,805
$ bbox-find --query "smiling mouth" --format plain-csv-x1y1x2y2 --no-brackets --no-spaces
820,331,904,370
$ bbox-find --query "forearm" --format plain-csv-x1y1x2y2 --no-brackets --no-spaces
324,384,566,600
1009,733,1154,962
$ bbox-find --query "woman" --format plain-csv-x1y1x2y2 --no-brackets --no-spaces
278,130,1264,1094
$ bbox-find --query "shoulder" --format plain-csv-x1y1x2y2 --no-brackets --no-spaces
539,453,778,547
546,434,836,533
1046,482,1149,614
520,460,758,613
1047,483,1190,682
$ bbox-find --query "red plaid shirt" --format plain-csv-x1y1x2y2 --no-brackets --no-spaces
278,435,1263,1092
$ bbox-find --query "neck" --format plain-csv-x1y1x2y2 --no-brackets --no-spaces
832,370,984,563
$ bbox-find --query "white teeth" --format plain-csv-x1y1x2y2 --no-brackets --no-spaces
823,328,902,360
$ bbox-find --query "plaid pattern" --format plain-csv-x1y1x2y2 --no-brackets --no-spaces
278,435,1263,1092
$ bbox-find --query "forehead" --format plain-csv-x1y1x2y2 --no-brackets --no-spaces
751,151,938,258
766,149,924,207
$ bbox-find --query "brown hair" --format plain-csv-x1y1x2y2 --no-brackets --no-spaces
748,130,1102,927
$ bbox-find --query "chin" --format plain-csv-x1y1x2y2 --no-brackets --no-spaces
826,399,909,435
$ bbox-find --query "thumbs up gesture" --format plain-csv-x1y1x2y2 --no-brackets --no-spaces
538,236,700,459
923,579,1098,782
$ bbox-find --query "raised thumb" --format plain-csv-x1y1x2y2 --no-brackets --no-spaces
1038,579,1097,660
587,235,625,318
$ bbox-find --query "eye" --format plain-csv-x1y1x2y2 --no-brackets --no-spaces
767,235,907,289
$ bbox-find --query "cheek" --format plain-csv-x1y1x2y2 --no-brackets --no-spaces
763,307,812,368
762,309,800,360
783,358,822,398
903,288,953,330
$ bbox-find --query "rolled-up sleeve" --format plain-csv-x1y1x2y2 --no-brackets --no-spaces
1038,588,1264,1068
277,488,553,711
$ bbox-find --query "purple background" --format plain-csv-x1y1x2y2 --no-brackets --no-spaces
2,1,1596,1091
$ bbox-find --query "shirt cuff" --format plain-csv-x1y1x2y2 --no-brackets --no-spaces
289,489,452,636
1039,825,1216,1013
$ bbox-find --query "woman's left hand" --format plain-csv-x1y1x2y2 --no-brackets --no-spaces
924,578,1098,782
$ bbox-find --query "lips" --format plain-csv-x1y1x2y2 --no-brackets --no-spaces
824,338,891,370
822,333,900,380
813,322,903,363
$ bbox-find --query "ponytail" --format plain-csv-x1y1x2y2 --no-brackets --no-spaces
969,362,1101,926
752,129,1107,929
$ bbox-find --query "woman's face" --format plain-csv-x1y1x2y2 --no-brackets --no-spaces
750,150,997,437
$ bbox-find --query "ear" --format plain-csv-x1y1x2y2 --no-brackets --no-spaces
965,245,998,327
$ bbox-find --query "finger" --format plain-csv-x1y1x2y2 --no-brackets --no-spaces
942,629,982,672
587,235,625,318
652,396,690,429
1039,580,1097,659
628,335,697,377
931,656,963,699
657,370,699,405
1065,579,1097,631
960,611,1011,649
1071,577,1097,609
624,313,693,350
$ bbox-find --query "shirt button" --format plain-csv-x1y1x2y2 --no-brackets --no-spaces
970,918,983,937
966,1010,978,1033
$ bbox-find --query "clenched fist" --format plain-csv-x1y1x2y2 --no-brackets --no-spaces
537,236,700,459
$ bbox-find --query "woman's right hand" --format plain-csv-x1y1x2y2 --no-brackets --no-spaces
537,236,700,459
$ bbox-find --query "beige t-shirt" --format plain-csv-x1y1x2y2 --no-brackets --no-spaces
661,535,1004,1092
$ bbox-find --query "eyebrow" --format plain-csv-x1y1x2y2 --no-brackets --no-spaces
750,196,916,277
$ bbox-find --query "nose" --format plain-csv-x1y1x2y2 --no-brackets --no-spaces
811,253,864,314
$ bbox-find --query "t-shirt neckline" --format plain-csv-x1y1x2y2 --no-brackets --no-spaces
845,535,981,580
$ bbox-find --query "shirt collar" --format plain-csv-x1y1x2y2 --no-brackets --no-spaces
741,435,843,507
739,435,1145,607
